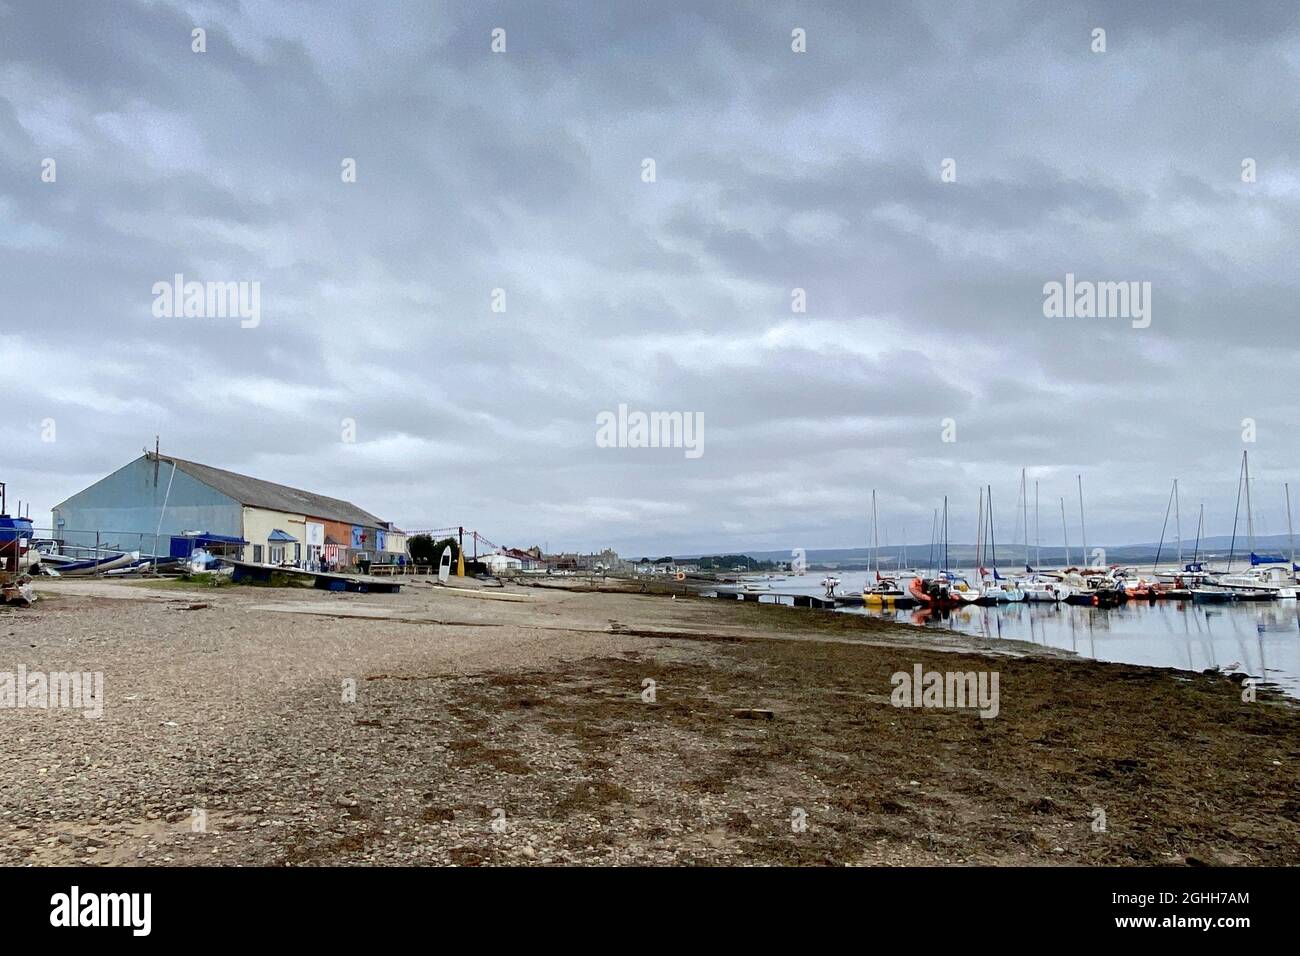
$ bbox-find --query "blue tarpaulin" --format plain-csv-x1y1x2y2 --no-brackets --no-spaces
170,532,249,558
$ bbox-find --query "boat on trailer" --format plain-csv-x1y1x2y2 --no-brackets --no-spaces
52,551,141,576
0,483,35,575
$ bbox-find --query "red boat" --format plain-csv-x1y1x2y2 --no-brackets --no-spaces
908,576,965,611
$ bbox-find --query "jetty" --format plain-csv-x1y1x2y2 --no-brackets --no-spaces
707,588,839,610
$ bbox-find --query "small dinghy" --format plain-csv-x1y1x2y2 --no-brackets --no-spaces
55,551,140,576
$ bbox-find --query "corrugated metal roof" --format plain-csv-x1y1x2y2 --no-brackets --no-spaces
154,454,386,528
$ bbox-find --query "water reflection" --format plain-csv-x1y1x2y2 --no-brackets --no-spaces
770,571,1300,697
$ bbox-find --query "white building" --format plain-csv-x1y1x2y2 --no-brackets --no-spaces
480,551,523,574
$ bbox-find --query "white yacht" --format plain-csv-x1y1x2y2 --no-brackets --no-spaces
1219,565,1296,600
979,577,1025,602
1019,576,1073,602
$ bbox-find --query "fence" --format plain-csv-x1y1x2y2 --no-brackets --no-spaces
14,526,182,575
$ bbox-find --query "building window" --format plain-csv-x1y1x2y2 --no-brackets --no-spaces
270,545,284,564
294,543,301,563
253,545,263,563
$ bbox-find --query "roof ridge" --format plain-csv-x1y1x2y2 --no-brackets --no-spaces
160,454,349,502
149,453,386,528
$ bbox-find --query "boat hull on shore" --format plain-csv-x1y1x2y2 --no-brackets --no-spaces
51,552,140,576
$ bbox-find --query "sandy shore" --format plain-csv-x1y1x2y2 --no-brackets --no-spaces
1,575,1295,866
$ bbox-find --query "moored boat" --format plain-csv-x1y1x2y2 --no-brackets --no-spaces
1019,577,1073,602
1219,565,1295,600
863,576,919,608
908,575,965,610
978,577,1025,602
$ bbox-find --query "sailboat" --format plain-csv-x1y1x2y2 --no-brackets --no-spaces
977,484,1024,602
863,491,918,608
1156,501,1213,596
909,497,968,610
1219,452,1294,599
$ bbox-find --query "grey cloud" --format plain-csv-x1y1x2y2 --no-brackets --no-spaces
2,0,1298,555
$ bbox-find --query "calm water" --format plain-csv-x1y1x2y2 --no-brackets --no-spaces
725,571,1300,698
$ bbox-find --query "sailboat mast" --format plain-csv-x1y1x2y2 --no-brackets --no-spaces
1193,503,1203,565
1174,478,1182,567
1035,480,1041,568
1244,450,1255,553
1060,497,1071,566
943,496,949,572
1286,482,1295,578
1021,468,1029,569
988,484,998,575
871,489,878,574
928,508,937,575
1153,481,1174,575
1228,451,1245,572
1077,474,1088,567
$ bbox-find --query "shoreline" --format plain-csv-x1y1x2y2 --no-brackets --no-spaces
1,577,1295,866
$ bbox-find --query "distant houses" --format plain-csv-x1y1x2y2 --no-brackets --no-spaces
53,452,405,568
546,548,628,572
476,546,632,574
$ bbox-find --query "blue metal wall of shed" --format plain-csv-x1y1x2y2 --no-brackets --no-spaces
53,456,242,556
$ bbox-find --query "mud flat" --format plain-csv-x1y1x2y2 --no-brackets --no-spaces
0,577,1295,866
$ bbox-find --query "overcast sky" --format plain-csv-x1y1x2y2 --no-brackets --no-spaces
2,0,1299,556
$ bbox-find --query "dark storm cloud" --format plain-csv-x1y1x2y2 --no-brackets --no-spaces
2,0,1298,555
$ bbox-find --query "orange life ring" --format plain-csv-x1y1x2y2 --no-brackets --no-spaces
674,571,686,581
